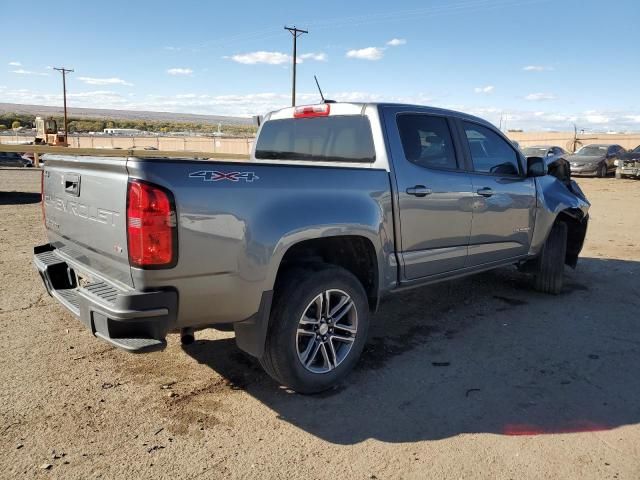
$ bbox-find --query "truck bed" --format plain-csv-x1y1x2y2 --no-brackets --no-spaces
40,153,394,337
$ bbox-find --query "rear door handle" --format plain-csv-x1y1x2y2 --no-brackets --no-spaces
406,185,432,197
476,187,494,197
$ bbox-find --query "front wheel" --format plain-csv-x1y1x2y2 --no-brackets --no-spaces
597,163,608,178
260,265,369,393
533,221,568,294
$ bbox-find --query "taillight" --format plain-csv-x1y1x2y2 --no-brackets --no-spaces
126,180,177,268
293,103,330,118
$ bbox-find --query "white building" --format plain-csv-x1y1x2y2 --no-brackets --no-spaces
103,128,143,136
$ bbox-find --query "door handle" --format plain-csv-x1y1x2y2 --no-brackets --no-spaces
406,185,432,197
476,187,495,197
64,174,81,196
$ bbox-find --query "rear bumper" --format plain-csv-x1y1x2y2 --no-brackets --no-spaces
33,244,177,352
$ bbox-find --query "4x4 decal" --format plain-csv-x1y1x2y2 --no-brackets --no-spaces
189,170,260,183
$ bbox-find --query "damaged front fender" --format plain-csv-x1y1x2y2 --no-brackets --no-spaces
529,174,590,267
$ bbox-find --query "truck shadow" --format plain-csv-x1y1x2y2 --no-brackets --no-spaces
184,257,640,444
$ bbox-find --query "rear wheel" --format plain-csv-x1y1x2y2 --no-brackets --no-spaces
533,221,568,294
260,265,369,393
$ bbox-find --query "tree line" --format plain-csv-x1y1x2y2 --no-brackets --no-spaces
0,113,257,137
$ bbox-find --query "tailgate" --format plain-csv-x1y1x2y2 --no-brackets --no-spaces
43,155,133,287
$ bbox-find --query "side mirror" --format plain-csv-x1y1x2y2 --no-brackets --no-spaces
527,156,546,177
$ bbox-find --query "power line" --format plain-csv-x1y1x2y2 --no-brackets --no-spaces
189,0,548,51
284,26,308,107
53,67,74,145
308,0,542,29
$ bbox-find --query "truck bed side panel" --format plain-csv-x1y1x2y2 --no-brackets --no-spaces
126,159,396,328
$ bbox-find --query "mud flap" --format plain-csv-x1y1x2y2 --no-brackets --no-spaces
233,290,273,358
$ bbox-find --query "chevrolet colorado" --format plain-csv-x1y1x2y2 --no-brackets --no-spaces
34,102,590,393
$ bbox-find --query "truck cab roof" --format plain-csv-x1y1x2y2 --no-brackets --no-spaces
265,102,495,129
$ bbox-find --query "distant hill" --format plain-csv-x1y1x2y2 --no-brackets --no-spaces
0,103,254,126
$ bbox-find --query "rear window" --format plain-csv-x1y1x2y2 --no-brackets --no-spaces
255,115,376,162
523,147,549,157
576,145,607,155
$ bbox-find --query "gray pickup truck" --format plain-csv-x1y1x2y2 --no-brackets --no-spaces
34,102,589,393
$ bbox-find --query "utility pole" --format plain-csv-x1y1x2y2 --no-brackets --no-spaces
53,67,74,145
284,26,308,107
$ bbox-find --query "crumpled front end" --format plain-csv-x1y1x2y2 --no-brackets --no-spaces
618,158,640,178
529,170,590,268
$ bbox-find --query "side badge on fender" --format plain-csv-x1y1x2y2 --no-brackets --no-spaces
189,171,260,183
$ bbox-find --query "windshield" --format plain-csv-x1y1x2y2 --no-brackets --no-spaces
255,115,376,162
523,147,549,156
576,145,607,156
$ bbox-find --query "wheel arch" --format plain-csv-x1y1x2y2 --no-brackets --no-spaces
270,233,382,311
556,208,588,267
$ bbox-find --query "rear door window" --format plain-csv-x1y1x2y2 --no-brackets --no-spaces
255,115,376,162
396,114,458,169
463,122,521,176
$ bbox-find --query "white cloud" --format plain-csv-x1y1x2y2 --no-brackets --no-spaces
164,46,181,51
67,90,124,99
299,52,328,62
226,51,326,65
474,85,494,94
8,61,22,66
386,38,407,47
457,107,639,131
523,65,553,72
346,47,384,61
77,76,133,86
228,51,291,65
584,114,609,124
0,88,127,108
0,87,433,117
524,92,556,101
10,69,49,76
167,68,193,76
2,87,638,132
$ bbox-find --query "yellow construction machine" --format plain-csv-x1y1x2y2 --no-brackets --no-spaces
34,116,67,146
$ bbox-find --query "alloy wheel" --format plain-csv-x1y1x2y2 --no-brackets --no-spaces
295,289,358,374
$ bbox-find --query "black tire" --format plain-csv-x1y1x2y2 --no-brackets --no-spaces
597,163,608,178
533,221,568,294
260,265,370,394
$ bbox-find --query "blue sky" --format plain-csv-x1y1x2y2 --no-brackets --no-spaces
1,0,639,131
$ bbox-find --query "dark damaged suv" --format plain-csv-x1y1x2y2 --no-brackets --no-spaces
34,103,590,392
618,145,640,178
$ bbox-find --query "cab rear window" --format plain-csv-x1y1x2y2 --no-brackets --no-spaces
255,115,376,162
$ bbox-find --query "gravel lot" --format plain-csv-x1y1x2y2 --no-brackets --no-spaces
1,168,639,479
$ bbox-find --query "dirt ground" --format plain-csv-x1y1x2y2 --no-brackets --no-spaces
1,168,639,480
